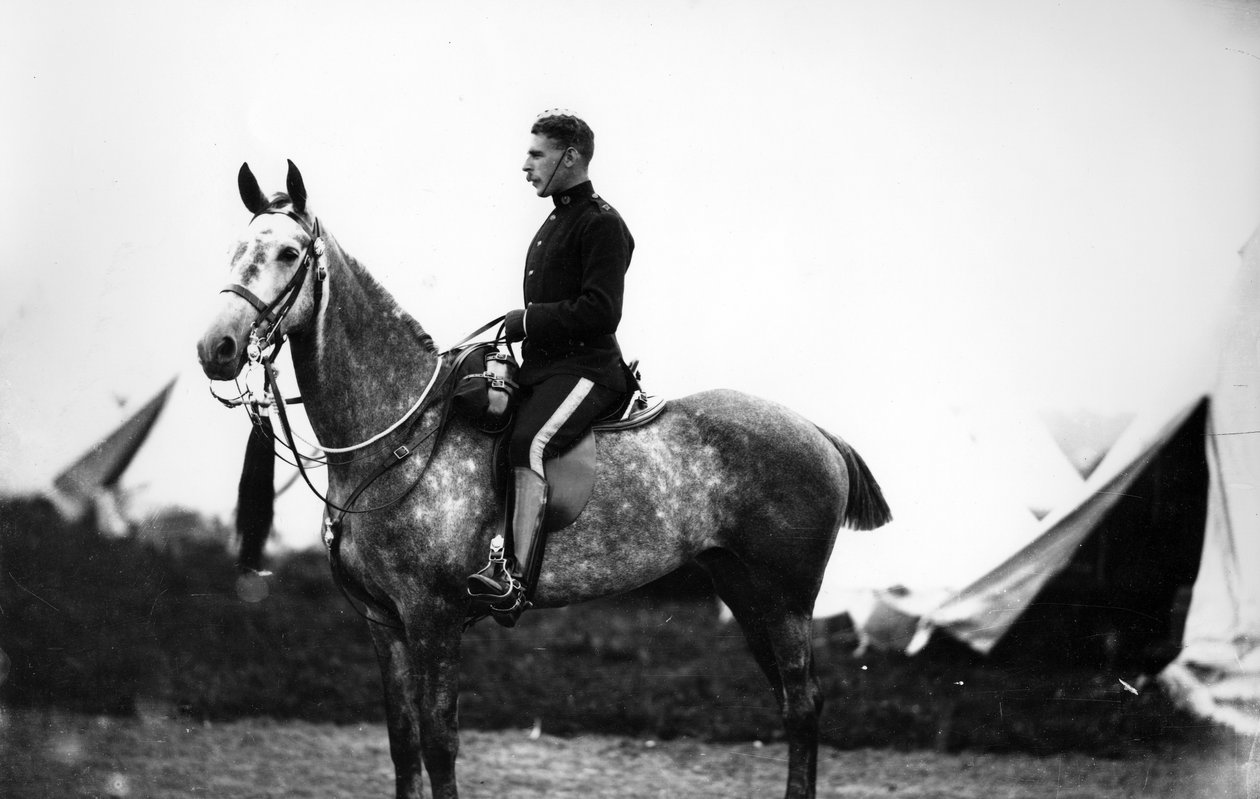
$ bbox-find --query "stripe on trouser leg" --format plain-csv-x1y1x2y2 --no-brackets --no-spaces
528,378,595,474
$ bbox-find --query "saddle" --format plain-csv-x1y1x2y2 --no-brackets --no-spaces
497,360,666,531
465,362,664,629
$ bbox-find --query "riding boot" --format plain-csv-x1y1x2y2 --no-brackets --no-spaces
466,468,549,627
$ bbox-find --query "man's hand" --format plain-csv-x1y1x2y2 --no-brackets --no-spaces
504,309,527,343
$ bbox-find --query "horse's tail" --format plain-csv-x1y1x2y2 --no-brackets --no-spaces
817,427,892,531
236,419,276,572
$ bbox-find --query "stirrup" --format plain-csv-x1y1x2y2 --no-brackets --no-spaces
466,535,526,612
468,578,525,611
467,565,512,599
467,575,528,623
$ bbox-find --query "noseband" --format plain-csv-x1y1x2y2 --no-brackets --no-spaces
221,208,327,355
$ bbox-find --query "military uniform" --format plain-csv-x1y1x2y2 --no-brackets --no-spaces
510,180,633,472
518,180,634,391
468,177,634,625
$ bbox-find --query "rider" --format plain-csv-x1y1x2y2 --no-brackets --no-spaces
467,110,635,624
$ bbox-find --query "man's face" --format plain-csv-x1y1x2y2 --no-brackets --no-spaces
522,134,570,197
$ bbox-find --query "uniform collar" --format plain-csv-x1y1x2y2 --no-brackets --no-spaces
552,180,595,208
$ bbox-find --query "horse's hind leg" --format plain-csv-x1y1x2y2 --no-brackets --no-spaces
700,550,785,698
701,551,822,799
767,608,823,799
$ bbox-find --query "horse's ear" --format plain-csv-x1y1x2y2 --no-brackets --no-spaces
286,160,308,214
238,163,269,215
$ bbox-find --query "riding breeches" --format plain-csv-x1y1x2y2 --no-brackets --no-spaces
509,375,622,475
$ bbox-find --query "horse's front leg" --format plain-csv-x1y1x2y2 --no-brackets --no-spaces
369,603,464,799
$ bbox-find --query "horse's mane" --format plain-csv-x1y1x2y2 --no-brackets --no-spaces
264,193,437,355
344,253,437,354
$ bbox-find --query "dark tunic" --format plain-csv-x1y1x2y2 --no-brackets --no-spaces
519,180,633,391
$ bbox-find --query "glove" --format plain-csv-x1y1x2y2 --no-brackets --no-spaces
504,309,527,343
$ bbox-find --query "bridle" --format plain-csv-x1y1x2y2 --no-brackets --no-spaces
209,207,506,517
212,206,429,513
220,207,327,358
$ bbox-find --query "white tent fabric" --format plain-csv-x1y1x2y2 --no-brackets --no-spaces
1158,228,1260,735
835,227,1260,734
951,404,1086,519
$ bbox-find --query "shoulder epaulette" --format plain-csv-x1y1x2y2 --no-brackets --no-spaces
589,191,613,212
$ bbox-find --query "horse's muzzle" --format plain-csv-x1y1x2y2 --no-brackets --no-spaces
197,332,245,380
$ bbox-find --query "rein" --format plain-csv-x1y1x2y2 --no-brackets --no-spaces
263,335,493,516
249,321,506,518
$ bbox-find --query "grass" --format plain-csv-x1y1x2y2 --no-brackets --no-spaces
3,708,1253,799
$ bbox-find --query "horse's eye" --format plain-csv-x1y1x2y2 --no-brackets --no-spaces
279,247,300,262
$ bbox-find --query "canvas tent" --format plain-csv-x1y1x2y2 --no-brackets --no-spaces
27,360,328,552
890,393,1207,657
824,228,1260,735
48,378,177,536
1160,226,1260,736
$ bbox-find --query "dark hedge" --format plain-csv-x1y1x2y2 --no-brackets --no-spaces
0,497,1209,755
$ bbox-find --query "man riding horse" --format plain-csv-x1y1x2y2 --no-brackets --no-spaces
466,111,635,624
201,152,888,799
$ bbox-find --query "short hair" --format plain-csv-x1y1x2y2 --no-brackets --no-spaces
531,112,595,163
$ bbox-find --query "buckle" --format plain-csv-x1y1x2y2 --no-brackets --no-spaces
393,445,410,460
247,332,264,364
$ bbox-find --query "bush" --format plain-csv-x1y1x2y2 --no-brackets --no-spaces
1,498,173,714
0,497,1206,755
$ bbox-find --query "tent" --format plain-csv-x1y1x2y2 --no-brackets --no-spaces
27,358,328,552
825,228,1260,735
1160,225,1260,736
48,378,177,536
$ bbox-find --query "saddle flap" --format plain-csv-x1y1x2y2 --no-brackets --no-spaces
543,429,596,532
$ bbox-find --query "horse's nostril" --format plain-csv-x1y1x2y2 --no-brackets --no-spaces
214,336,237,362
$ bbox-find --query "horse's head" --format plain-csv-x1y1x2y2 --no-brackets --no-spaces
197,160,326,381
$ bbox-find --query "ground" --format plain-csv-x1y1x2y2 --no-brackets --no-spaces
2,707,1255,799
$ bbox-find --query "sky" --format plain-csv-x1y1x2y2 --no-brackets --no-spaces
2,0,1259,562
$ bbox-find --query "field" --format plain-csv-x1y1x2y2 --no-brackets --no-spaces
2,707,1256,799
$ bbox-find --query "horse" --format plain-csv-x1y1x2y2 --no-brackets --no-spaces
196,161,891,799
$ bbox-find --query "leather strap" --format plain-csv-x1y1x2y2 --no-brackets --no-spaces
221,282,272,316
443,315,506,353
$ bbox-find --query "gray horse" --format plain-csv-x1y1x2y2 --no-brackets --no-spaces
197,161,891,799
